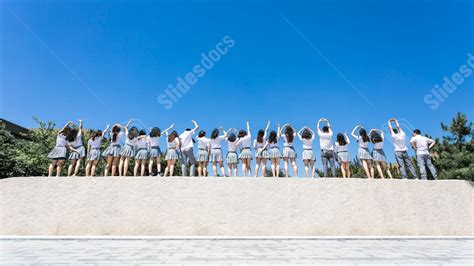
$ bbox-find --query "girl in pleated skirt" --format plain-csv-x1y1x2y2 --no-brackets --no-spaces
48,121,73,177
67,119,85,176
196,130,210,177
335,132,351,178
85,124,108,177
253,121,270,177
370,129,393,179
351,125,374,178
297,126,316,177
280,124,298,177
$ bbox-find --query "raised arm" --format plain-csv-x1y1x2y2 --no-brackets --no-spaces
308,127,315,140
394,119,403,133
388,118,395,135
191,120,199,133
162,124,175,135
351,125,362,139
59,121,73,135
77,119,83,136
220,127,228,138
344,132,351,144
102,124,110,138
297,127,305,140
264,121,270,137
277,124,282,138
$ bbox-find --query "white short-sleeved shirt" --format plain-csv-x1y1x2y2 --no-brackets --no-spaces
281,134,295,147
300,138,314,150
318,130,334,151
391,131,407,152
238,134,252,148
56,134,68,147
254,139,265,149
167,138,179,149
373,140,384,150
357,136,370,148
88,137,102,149
179,130,195,149
135,138,147,149
111,132,125,145
335,142,349,153
410,135,434,155
197,136,210,150
125,136,137,146
210,136,225,149
147,136,160,147
227,141,238,152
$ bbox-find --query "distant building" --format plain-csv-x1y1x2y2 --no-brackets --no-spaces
0,119,30,139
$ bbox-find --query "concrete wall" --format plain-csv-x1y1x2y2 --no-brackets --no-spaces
1,177,472,236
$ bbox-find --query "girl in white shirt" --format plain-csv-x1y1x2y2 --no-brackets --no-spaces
134,130,149,176
370,129,393,179
226,128,239,177
196,130,210,177
262,124,282,177
297,126,316,177
280,123,298,177
236,121,252,177
253,121,270,177
119,125,139,176
102,121,129,176
148,125,174,176
351,125,374,178
48,121,73,177
209,127,227,177
85,124,109,177
164,130,180,177
335,132,351,178
66,119,85,177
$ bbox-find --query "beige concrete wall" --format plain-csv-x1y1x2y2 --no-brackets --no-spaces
1,177,472,236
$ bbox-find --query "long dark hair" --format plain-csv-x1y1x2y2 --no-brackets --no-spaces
285,126,294,143
256,129,265,143
128,127,138,140
198,130,206,138
301,129,312,140
268,130,278,144
370,131,383,143
111,125,121,142
150,127,161,137
91,130,102,141
337,133,347,146
210,128,219,139
228,133,236,142
238,130,247,138
168,130,178,142
59,126,71,136
66,128,78,142
359,128,369,143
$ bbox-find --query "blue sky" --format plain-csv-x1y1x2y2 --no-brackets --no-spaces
1,0,473,172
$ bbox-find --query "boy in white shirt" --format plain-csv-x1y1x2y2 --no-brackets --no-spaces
317,118,336,177
179,120,199,176
388,118,417,179
410,129,437,180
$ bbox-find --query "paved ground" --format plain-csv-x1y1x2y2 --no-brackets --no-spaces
1,238,472,265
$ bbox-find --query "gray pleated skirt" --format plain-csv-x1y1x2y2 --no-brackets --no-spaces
135,148,149,160
372,149,386,162
209,148,223,162
69,146,86,160
48,146,67,160
197,149,209,162
255,148,268,159
120,144,135,158
239,148,253,160
87,148,101,161
227,151,238,164
337,151,351,163
102,145,122,157
282,146,297,159
165,148,179,160
358,147,373,160
149,146,162,158
267,147,281,159
302,149,315,161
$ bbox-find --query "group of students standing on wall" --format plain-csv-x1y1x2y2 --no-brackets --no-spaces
47,118,438,180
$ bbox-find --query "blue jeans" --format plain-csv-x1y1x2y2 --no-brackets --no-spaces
416,154,437,180
395,151,417,179
321,150,336,177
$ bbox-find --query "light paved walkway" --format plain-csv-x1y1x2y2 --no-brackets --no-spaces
1,238,473,265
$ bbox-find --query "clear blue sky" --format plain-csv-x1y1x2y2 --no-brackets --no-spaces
1,0,473,172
